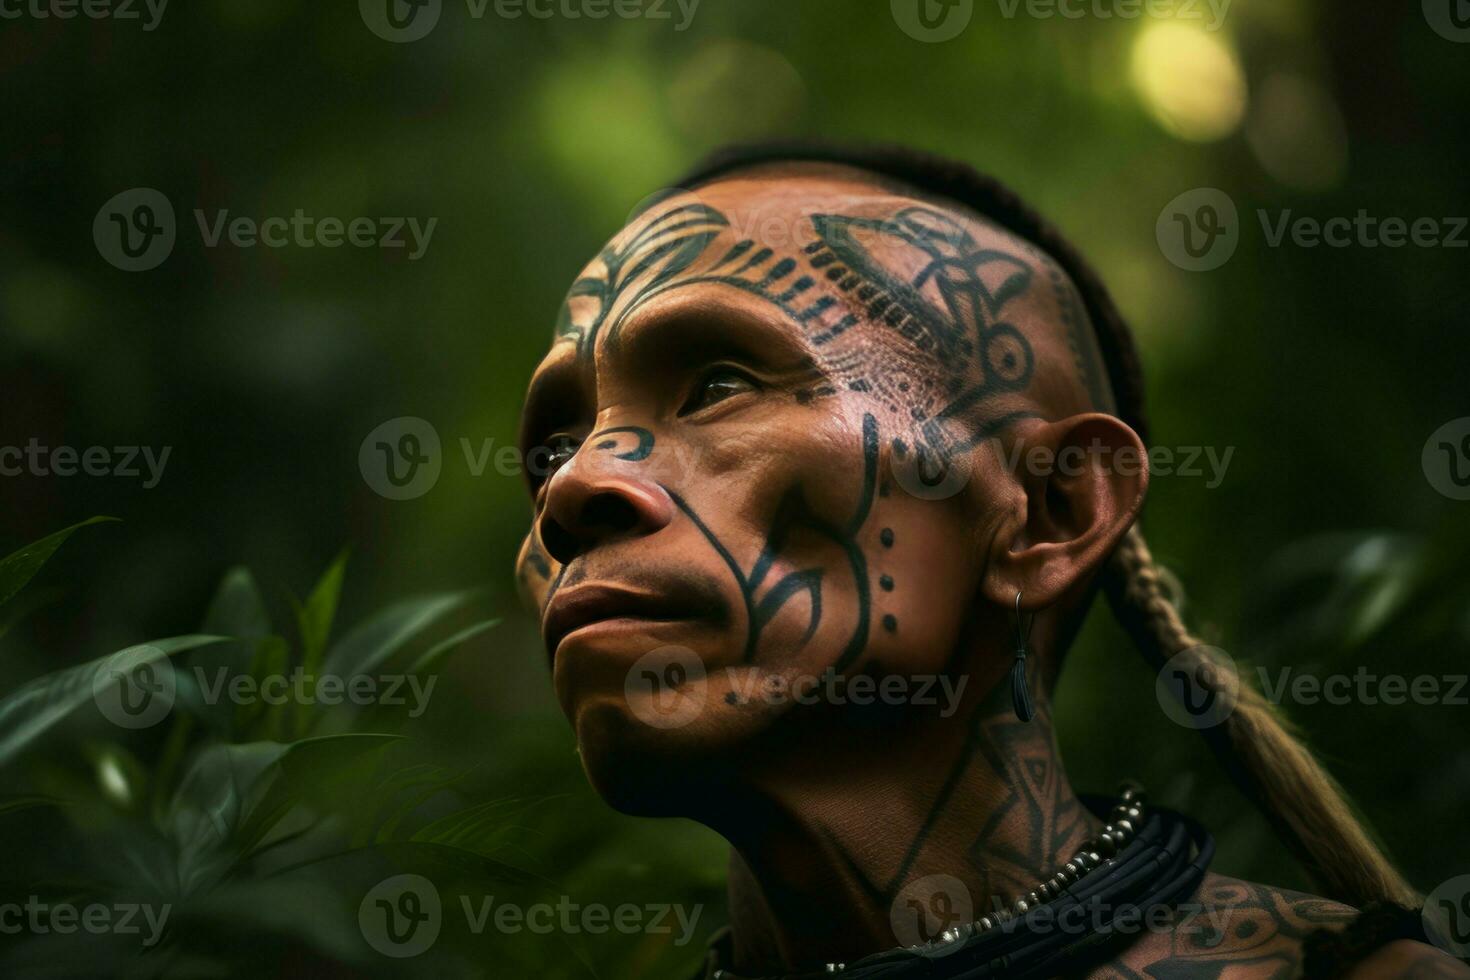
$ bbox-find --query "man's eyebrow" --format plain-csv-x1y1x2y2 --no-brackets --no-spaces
519,353,588,453
611,298,828,379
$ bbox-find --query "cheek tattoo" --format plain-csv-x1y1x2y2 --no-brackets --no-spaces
536,199,1062,666
669,412,880,670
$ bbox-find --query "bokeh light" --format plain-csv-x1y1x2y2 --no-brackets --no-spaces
1129,22,1247,142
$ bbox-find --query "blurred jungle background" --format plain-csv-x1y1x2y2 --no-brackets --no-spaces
2,0,1468,976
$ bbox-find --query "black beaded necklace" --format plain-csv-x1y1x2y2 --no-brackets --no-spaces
699,787,1215,980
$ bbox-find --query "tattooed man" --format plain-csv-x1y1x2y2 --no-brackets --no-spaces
514,143,1467,979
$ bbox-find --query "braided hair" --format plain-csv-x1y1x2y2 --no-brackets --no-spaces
664,139,1418,910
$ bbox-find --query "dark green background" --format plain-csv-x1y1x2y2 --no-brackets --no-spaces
2,1,1468,976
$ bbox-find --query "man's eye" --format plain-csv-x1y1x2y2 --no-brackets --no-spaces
681,369,758,415
539,434,580,482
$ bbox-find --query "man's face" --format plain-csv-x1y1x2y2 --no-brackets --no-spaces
515,168,1105,811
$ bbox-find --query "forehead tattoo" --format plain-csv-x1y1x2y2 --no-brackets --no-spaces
553,196,1089,461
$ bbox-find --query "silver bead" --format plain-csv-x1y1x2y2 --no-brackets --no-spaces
1014,898,1030,914
1115,818,1135,836
1098,832,1117,856
978,916,994,932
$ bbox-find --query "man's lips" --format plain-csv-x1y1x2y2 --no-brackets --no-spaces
542,583,694,662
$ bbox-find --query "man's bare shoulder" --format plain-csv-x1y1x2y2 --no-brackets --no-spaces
1082,872,1359,979
1342,940,1470,980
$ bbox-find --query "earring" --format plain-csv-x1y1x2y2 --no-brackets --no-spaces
1011,590,1036,722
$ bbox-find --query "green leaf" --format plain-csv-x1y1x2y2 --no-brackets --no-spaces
231,732,403,857
202,566,272,641
0,517,116,610
291,551,349,736
0,795,66,818
404,618,500,676
179,569,276,735
237,635,291,738
0,634,225,768
269,839,545,889
169,740,295,895
356,763,475,847
166,734,401,895
409,796,556,860
296,550,348,679
322,590,475,680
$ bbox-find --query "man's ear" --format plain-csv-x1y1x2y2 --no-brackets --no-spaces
981,413,1148,608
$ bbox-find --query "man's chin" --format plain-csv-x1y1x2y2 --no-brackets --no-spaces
570,693,745,818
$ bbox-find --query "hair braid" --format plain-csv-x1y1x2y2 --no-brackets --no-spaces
671,139,1419,909
1104,525,1418,908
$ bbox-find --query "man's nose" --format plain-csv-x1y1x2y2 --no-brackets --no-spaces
536,448,675,564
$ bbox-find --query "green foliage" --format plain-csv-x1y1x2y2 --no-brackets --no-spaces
0,524,541,979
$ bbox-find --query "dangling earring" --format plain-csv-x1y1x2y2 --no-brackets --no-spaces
1011,590,1036,722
